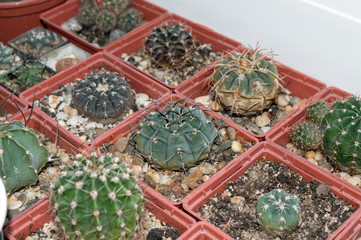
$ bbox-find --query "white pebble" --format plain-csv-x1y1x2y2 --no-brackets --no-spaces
147,170,160,184
135,93,151,107
66,116,82,126
231,141,244,153
277,94,291,107
195,95,211,107
255,115,270,127
56,112,69,121
48,95,63,109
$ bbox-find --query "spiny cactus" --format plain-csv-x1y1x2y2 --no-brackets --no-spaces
0,121,48,194
12,61,46,87
72,69,134,123
26,27,54,51
210,48,280,115
102,0,130,15
256,189,301,237
307,101,330,124
0,42,14,71
321,96,361,172
290,121,322,150
134,98,218,170
96,9,117,32
118,8,144,33
144,24,194,68
52,153,143,239
78,4,97,26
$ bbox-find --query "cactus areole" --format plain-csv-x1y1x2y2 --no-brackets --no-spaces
256,189,301,237
211,48,280,115
134,98,218,170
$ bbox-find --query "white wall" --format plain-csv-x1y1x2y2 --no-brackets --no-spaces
148,0,361,95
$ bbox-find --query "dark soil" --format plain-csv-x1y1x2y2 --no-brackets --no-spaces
197,158,356,240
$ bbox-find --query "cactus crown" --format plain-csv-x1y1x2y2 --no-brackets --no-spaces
307,101,330,124
52,153,143,239
290,121,322,150
102,0,130,14
0,120,48,194
256,189,301,237
26,28,54,51
12,61,46,87
210,48,280,115
144,24,194,68
78,4,97,26
96,9,117,32
118,8,144,33
134,98,218,170
0,42,14,71
72,69,134,124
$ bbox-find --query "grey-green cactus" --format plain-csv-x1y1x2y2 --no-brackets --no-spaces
26,28,55,51
256,189,301,237
307,101,330,124
52,153,143,239
118,8,144,32
134,98,218,170
290,121,322,150
12,61,47,87
0,121,48,194
0,42,14,71
102,0,130,15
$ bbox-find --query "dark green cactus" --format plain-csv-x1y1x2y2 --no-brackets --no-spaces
0,121,48,194
52,153,142,239
290,121,322,150
256,189,301,237
307,101,330,124
72,70,134,123
96,10,117,32
118,8,144,33
144,24,194,68
210,48,280,115
12,61,47,87
26,28,54,51
102,0,130,15
0,42,14,71
78,4,97,26
322,96,361,172
134,98,218,170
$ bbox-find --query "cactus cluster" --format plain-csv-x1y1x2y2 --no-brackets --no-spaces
290,121,322,150
26,28,55,51
144,24,194,68
72,69,134,123
134,98,218,170
0,42,14,71
118,8,144,33
51,153,142,239
210,48,280,115
256,189,301,237
0,121,48,194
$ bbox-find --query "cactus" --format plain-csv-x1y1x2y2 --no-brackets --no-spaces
102,0,130,15
0,121,48,194
26,28,54,51
307,101,330,124
96,10,117,32
321,96,361,172
51,153,142,239
210,48,280,115
78,4,97,26
72,69,134,123
0,42,14,71
290,121,322,150
134,98,218,170
118,8,144,33
144,24,194,68
256,189,301,237
12,61,46,87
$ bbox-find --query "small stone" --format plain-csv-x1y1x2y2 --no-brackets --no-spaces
290,96,301,106
284,105,293,115
285,143,294,150
226,127,237,141
319,162,333,172
211,99,222,111
48,95,63,109
68,17,82,32
230,196,243,204
114,137,128,153
195,95,211,107
7,197,23,210
305,151,316,159
202,175,209,182
255,115,270,127
63,105,72,115
147,170,160,184
316,183,330,196
66,116,81,126
231,141,243,153
261,126,271,133
69,108,78,118
276,94,291,107
131,165,142,175
199,162,213,175
314,151,323,161
93,128,107,139
347,177,360,186
139,60,148,68
135,93,151,108
307,157,318,165
47,167,57,175
79,135,87,142
159,175,171,185
182,169,202,190
85,122,97,129
61,22,71,31
56,112,69,121
340,172,351,181
133,56,142,63
215,161,226,171
276,110,287,120
181,183,189,192
109,29,126,43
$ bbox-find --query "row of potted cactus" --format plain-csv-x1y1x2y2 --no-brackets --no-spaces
1,0,361,239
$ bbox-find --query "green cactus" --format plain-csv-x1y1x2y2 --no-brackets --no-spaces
307,101,330,124
290,121,322,150
96,9,117,32
210,48,280,115
134,98,218,170
102,0,130,15
26,28,54,51
118,8,144,33
78,4,97,26
52,153,142,239
0,121,48,194
72,70,134,123
321,96,361,172
144,24,194,68
0,42,14,71
12,61,47,87
256,189,301,237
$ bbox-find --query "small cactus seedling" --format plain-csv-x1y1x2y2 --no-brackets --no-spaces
307,101,330,124
96,9,117,33
52,153,143,239
0,121,48,194
102,0,130,15
256,189,301,237
78,4,97,26
290,121,322,150
12,61,46,87
26,28,55,51
118,8,144,33
72,69,134,123
210,48,280,115
0,42,14,71
134,98,218,170
322,96,361,172
144,24,194,68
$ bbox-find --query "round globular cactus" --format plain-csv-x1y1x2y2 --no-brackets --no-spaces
78,4,97,26
0,42,14,71
144,24,194,68
102,0,130,15
51,153,143,239
256,189,301,237
321,96,361,172
26,28,54,51
307,101,330,124
72,69,134,123
290,121,322,150
118,8,144,32
0,121,48,194
96,10,117,32
134,98,218,170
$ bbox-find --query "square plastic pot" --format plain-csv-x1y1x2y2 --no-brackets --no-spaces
182,142,361,240
177,222,232,240
105,13,241,91
4,184,195,240
175,46,327,141
90,93,259,206
0,85,28,119
40,0,168,53
19,51,171,148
